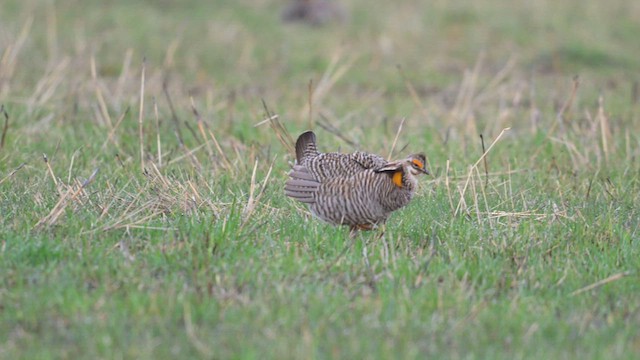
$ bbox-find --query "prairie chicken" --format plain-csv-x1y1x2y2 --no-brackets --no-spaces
281,0,346,26
285,131,429,231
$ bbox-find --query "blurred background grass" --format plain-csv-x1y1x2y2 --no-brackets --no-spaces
1,0,639,359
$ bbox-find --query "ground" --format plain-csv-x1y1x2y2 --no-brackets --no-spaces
0,0,639,358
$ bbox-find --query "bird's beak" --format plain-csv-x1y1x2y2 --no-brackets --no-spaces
420,167,430,175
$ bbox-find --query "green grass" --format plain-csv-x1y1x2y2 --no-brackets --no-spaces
1,0,639,358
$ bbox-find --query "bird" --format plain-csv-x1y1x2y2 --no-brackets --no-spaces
285,131,429,232
281,0,346,26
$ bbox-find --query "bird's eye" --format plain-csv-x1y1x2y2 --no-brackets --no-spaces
411,159,424,169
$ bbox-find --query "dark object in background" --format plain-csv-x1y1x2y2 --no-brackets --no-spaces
281,0,347,26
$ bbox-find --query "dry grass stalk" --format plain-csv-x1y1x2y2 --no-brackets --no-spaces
67,149,79,184
28,57,69,108
308,79,314,129
163,38,180,68
454,127,510,217
480,134,488,187
98,184,161,232
242,158,274,228
597,95,612,163
138,58,147,171
34,186,76,228
0,163,26,186
449,53,483,136
472,55,517,107
0,16,32,96
316,113,358,148
299,49,356,119
100,107,129,154
162,80,185,146
43,153,60,194
207,129,234,174
167,143,206,168
540,76,580,145
91,56,114,128
114,48,134,105
445,160,455,214
258,100,295,155
189,98,234,173
153,97,162,166
475,165,493,229
90,162,217,233
397,64,430,121
570,271,632,297
0,105,8,149
482,210,549,221
98,178,129,221
191,97,215,160
387,117,406,161
34,168,98,228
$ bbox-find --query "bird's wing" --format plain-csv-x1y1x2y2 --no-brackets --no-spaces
349,151,388,170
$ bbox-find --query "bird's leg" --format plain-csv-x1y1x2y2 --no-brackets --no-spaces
375,222,386,240
349,224,370,238
349,226,358,239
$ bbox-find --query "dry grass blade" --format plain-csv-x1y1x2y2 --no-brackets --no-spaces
34,187,75,228
473,55,517,106
34,168,99,229
100,107,130,154
0,163,26,186
455,127,510,216
482,210,549,221
308,79,314,128
190,98,215,159
259,100,295,155
207,129,234,174
114,48,134,104
534,76,580,154
445,160,454,214
167,143,206,167
387,117,406,160
43,153,60,193
397,65,429,120
570,271,632,296
300,49,356,119
317,113,358,148
242,158,275,229
28,57,69,108
0,105,8,150
480,134,488,187
598,95,612,163
471,128,510,169
189,98,234,173
0,16,33,92
138,57,147,171
91,56,113,128
153,97,162,166
449,53,484,133
163,80,185,146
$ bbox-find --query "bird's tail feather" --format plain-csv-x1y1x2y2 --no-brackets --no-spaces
295,131,319,163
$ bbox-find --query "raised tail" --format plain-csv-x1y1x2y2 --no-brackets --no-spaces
295,131,319,163
285,164,319,204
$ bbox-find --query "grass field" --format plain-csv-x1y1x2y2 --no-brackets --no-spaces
1,0,639,358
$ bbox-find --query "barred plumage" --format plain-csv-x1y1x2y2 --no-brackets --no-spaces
285,131,429,231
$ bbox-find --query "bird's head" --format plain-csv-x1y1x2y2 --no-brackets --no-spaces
375,153,430,188
405,153,429,176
